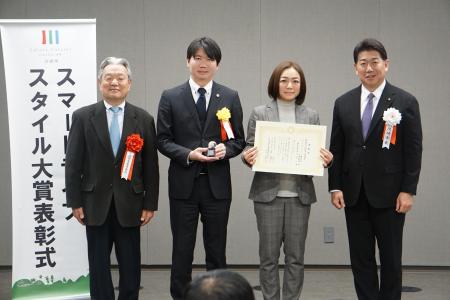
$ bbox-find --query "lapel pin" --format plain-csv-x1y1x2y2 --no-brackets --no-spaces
387,97,391,101
216,93,220,98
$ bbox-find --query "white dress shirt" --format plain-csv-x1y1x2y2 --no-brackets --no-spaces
189,77,213,109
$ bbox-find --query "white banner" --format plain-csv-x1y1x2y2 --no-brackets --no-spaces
0,19,96,299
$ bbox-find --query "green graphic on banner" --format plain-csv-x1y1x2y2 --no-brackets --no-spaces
12,274,89,299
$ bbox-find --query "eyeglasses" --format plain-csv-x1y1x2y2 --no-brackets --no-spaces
279,78,300,86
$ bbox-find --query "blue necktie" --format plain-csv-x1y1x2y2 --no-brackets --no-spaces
362,93,375,140
109,107,121,156
196,88,207,126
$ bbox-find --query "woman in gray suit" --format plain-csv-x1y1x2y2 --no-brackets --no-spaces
242,61,333,300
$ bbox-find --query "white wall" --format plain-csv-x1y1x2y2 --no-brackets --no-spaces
1,0,449,266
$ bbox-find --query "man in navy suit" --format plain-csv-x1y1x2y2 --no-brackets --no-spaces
329,39,422,300
66,57,159,300
156,37,245,300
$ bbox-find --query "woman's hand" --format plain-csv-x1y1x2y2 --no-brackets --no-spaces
243,146,258,166
320,148,333,167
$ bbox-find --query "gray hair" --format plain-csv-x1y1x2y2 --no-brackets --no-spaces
98,56,132,80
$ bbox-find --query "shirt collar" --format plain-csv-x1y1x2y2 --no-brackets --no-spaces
189,77,213,95
104,100,126,111
361,79,386,101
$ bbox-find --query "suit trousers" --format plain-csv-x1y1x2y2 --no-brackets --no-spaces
86,202,141,300
345,187,405,300
254,197,311,300
169,174,231,300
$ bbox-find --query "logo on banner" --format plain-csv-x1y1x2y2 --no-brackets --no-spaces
31,29,68,64
41,30,59,45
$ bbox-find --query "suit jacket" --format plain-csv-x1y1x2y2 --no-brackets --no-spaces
156,81,245,199
328,82,422,208
244,100,318,205
65,101,159,227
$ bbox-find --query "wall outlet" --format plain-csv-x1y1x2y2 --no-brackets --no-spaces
324,226,335,243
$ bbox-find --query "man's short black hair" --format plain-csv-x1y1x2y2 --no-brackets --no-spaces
187,37,222,65
184,269,255,300
353,38,388,63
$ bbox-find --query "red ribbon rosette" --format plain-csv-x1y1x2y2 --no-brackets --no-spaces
120,134,144,180
126,134,144,152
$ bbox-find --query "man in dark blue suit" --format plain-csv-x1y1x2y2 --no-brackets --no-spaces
156,37,245,300
66,57,159,300
329,39,422,300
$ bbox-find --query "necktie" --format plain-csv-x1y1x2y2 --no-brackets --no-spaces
362,93,375,140
109,107,121,156
196,87,207,125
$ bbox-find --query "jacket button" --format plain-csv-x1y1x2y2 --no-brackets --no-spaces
109,184,113,187
362,145,367,150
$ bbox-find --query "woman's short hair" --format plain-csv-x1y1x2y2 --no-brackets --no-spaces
267,61,307,105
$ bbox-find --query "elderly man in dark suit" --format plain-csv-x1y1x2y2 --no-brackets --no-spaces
156,37,245,300
65,57,159,300
329,39,422,300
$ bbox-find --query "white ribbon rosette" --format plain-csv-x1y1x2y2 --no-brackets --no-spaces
382,108,402,149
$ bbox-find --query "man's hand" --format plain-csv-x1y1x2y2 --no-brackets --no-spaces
243,146,258,166
72,207,85,225
189,147,218,162
140,210,155,226
396,192,414,213
331,191,345,209
214,143,226,160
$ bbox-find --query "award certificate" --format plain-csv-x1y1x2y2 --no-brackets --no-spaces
252,121,326,176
